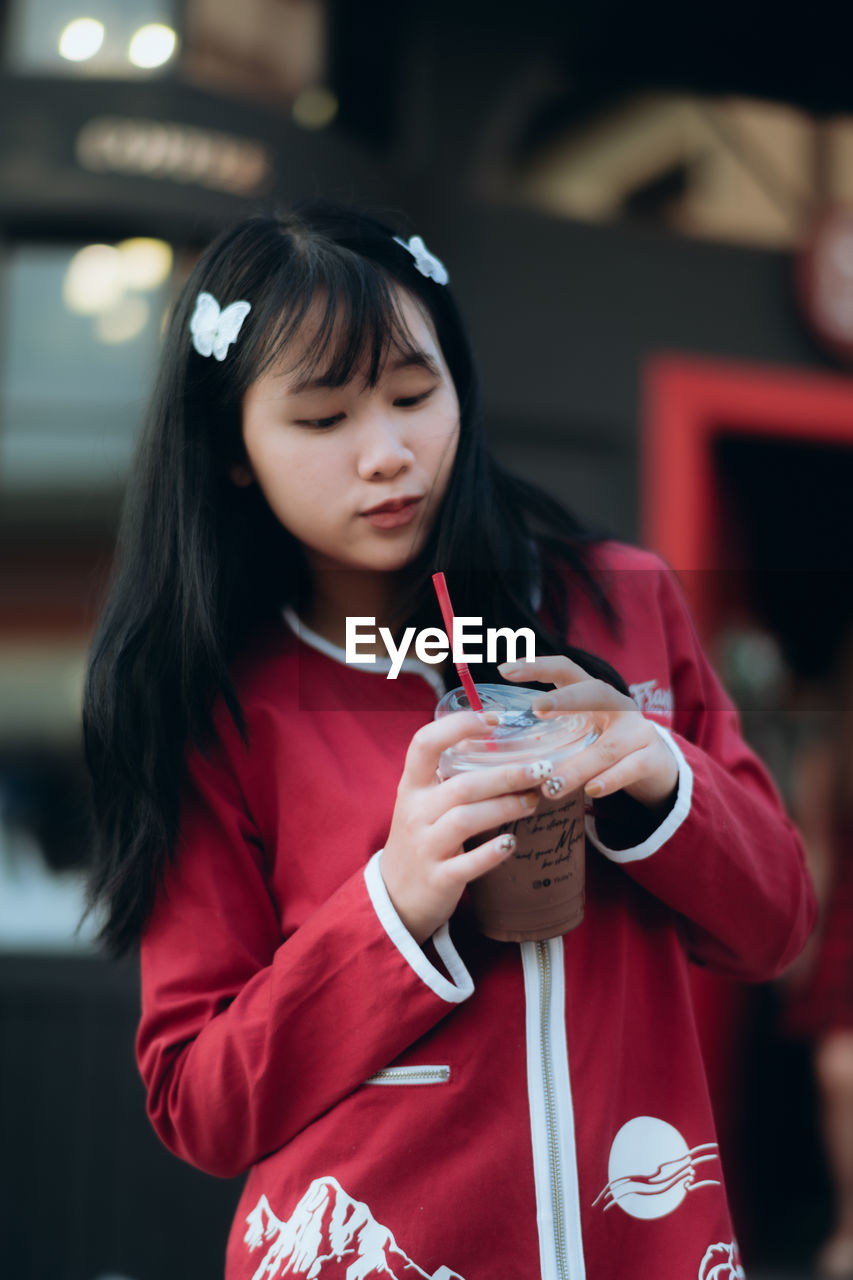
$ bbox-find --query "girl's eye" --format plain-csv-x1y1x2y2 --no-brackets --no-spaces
295,413,345,429
394,388,434,409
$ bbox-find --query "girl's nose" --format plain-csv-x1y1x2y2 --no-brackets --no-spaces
356,414,415,479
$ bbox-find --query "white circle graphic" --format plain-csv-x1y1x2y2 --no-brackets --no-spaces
606,1116,693,1220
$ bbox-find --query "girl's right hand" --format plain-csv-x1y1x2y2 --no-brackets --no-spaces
379,711,543,943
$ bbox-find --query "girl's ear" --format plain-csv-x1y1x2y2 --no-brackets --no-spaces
230,463,254,488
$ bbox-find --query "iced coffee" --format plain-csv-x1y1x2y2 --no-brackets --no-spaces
435,683,598,943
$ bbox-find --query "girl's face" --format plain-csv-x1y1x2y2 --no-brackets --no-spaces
239,289,460,582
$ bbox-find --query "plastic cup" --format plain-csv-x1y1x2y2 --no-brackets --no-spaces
435,683,598,943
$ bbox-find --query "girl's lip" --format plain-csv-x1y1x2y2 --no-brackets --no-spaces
361,497,423,529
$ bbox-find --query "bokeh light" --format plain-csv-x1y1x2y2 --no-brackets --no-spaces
57,17,105,63
62,244,123,314
292,86,339,131
128,23,177,70
96,296,151,345
116,238,173,290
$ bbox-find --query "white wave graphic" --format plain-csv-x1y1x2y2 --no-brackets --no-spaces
698,1240,746,1280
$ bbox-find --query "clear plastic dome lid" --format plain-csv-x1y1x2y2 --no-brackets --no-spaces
435,683,598,771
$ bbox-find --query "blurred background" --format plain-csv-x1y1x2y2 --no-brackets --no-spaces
3,1,853,1275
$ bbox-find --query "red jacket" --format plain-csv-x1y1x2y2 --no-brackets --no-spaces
137,542,814,1280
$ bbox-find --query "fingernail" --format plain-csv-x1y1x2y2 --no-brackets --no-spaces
542,776,566,798
477,711,501,725
498,834,517,852
498,661,522,676
526,759,554,780
533,696,556,716
519,791,538,809
585,781,602,797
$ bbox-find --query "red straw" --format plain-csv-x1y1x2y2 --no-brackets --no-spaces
432,572,484,713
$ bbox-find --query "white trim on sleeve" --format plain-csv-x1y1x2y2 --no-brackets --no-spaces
364,851,474,1003
584,723,693,865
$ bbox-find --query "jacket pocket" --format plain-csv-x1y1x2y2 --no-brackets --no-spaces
364,1065,451,1086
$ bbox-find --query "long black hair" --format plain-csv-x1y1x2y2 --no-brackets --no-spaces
83,200,625,956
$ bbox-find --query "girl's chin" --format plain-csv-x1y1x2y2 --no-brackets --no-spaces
309,550,423,577
363,554,422,576
354,536,430,572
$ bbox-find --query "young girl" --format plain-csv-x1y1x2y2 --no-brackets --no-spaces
84,202,814,1280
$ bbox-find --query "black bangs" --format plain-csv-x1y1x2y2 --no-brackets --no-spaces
242,241,426,393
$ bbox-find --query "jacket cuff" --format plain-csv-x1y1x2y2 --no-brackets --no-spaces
364,851,474,1003
585,724,693,864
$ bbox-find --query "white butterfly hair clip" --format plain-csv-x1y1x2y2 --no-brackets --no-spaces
392,235,449,286
189,291,252,361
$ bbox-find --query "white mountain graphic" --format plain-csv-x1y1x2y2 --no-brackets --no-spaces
244,1175,466,1280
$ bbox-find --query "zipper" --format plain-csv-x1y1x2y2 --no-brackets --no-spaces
364,1065,451,1086
522,938,585,1280
538,941,570,1278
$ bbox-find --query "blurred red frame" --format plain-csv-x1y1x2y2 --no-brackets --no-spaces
642,352,853,636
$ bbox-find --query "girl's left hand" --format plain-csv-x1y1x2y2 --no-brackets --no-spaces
498,656,678,810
